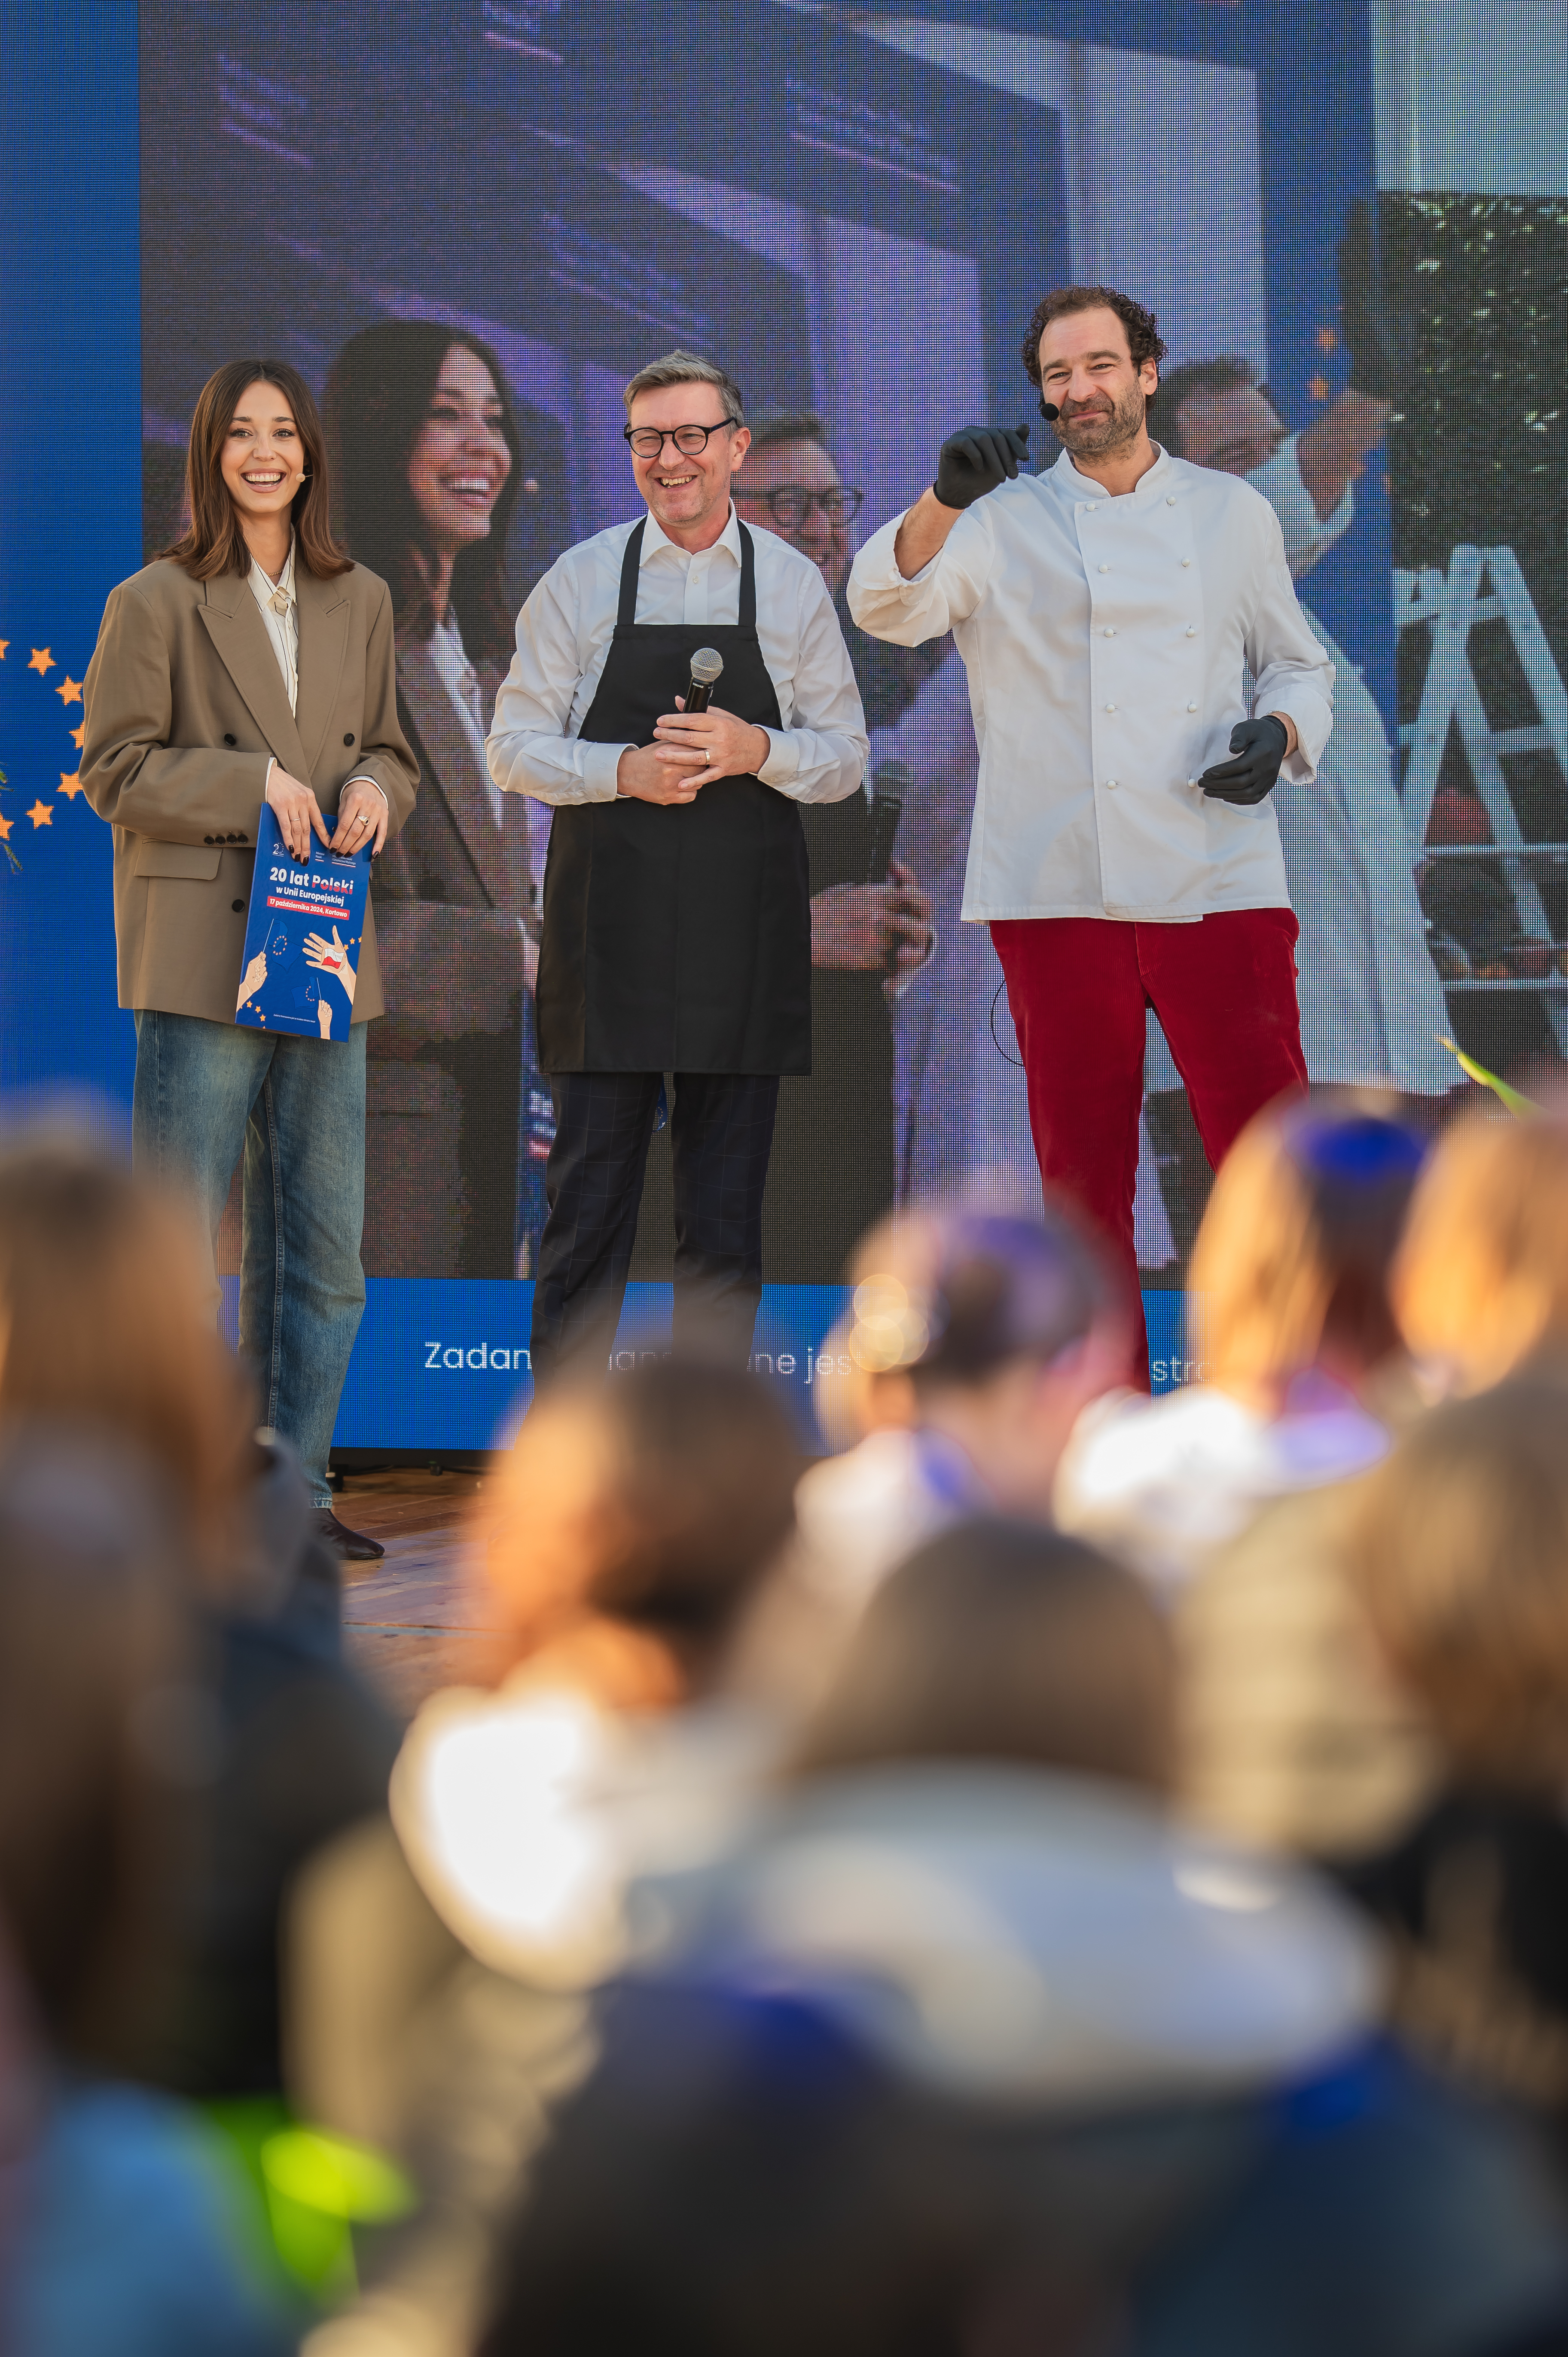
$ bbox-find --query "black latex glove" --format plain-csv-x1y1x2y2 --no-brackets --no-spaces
933,421,1030,511
1337,197,1409,402
1199,716,1290,806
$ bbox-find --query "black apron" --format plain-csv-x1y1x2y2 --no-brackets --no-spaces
535,519,811,1076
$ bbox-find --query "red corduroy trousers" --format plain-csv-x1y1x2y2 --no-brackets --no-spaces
989,910,1309,1386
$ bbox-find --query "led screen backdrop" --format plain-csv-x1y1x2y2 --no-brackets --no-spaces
5,1,1566,1446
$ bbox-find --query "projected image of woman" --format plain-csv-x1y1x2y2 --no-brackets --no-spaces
327,322,546,1279
79,357,420,1561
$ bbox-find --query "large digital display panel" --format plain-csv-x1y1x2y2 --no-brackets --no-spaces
5,1,1565,1446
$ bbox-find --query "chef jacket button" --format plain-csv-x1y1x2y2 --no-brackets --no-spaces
1186,626,1198,637
1098,563,1110,574
1187,777,1199,787
1105,778,1118,791
1187,701,1199,712
1181,558,1193,568
1105,702,1117,713
223,733,237,747
344,732,355,745
1086,501,1098,510
1103,627,1116,638
1166,496,1177,507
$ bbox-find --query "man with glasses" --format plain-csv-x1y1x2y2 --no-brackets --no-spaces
735,413,933,1278
488,350,868,1383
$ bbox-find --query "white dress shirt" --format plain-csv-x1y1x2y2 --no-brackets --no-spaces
247,536,386,806
848,445,1334,924
486,504,867,808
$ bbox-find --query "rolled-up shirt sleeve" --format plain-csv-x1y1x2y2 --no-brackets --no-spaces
847,510,991,646
756,562,867,806
1248,512,1335,784
487,565,628,807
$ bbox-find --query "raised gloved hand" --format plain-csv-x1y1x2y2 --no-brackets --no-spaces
1199,716,1290,806
933,422,1030,512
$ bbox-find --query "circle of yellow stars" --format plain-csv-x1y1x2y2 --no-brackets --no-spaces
0,637,88,867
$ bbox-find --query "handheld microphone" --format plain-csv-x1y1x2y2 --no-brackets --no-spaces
866,760,910,884
683,647,724,714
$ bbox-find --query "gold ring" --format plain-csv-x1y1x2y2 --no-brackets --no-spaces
704,748,711,764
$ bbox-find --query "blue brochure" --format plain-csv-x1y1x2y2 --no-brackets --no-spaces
235,806,371,1041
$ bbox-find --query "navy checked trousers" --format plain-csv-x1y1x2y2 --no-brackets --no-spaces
529,1071,781,1386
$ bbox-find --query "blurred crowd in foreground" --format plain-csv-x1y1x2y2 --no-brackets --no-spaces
7,1087,1568,2352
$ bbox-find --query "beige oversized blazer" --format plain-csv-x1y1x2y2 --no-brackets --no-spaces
81,557,419,1026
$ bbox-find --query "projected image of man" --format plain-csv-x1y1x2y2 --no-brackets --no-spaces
487,352,868,1383
849,287,1334,1380
735,414,933,1277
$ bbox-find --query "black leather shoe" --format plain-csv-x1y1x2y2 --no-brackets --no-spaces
311,1506,385,1563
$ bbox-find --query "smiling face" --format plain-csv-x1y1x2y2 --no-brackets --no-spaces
627,380,749,540
406,342,513,556
220,379,307,533
1168,382,1286,479
1037,307,1159,461
734,436,847,597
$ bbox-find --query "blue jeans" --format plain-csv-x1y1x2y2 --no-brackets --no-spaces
133,1011,367,1506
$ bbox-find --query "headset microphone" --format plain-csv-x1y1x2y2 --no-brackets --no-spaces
684,647,724,713
1040,400,1062,421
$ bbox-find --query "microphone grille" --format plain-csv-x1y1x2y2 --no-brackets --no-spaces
689,647,724,684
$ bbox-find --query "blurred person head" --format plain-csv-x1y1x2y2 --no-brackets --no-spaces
476,1978,1000,2357
1391,1108,1568,1392
0,1429,192,2070
821,1201,1133,1512
1156,355,1285,476
1022,286,1165,464
1187,1091,1427,1411
622,349,750,542
326,318,522,656
1351,1376,1568,1793
735,412,863,599
154,355,349,582
796,1519,1175,1794
0,1136,256,1582
488,1363,801,1710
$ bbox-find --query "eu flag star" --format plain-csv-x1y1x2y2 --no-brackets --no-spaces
55,675,82,706
27,801,53,828
0,641,9,661
0,813,11,841
27,648,53,675
58,772,84,800
70,721,86,750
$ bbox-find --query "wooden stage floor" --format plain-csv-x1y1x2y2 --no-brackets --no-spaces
334,1469,510,1719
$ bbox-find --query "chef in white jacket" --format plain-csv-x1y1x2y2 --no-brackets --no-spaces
849,286,1333,1379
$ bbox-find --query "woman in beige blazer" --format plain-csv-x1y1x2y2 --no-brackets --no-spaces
82,357,419,1560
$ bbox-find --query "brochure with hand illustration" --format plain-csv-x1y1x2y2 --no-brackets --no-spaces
235,806,370,1041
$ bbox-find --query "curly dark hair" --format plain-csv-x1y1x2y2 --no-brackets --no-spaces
1020,286,1168,412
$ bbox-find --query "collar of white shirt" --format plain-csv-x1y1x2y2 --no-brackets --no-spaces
1046,443,1174,504
638,501,742,568
249,534,296,613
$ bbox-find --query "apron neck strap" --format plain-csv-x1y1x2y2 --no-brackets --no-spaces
615,513,758,630
616,517,647,628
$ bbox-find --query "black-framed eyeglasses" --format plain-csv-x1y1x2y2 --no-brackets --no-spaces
624,418,742,460
734,484,865,530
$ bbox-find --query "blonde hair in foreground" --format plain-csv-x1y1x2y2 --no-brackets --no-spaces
1349,1377,1568,1790
1187,1090,1420,1405
1392,1108,1568,1390
0,1137,254,1575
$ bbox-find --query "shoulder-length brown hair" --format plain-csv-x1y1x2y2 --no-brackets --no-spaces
156,356,351,580
324,321,521,659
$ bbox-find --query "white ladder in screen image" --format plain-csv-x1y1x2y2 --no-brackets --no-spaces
1394,544,1568,1050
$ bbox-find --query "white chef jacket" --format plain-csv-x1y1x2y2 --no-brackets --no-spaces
486,503,866,808
848,444,1334,924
